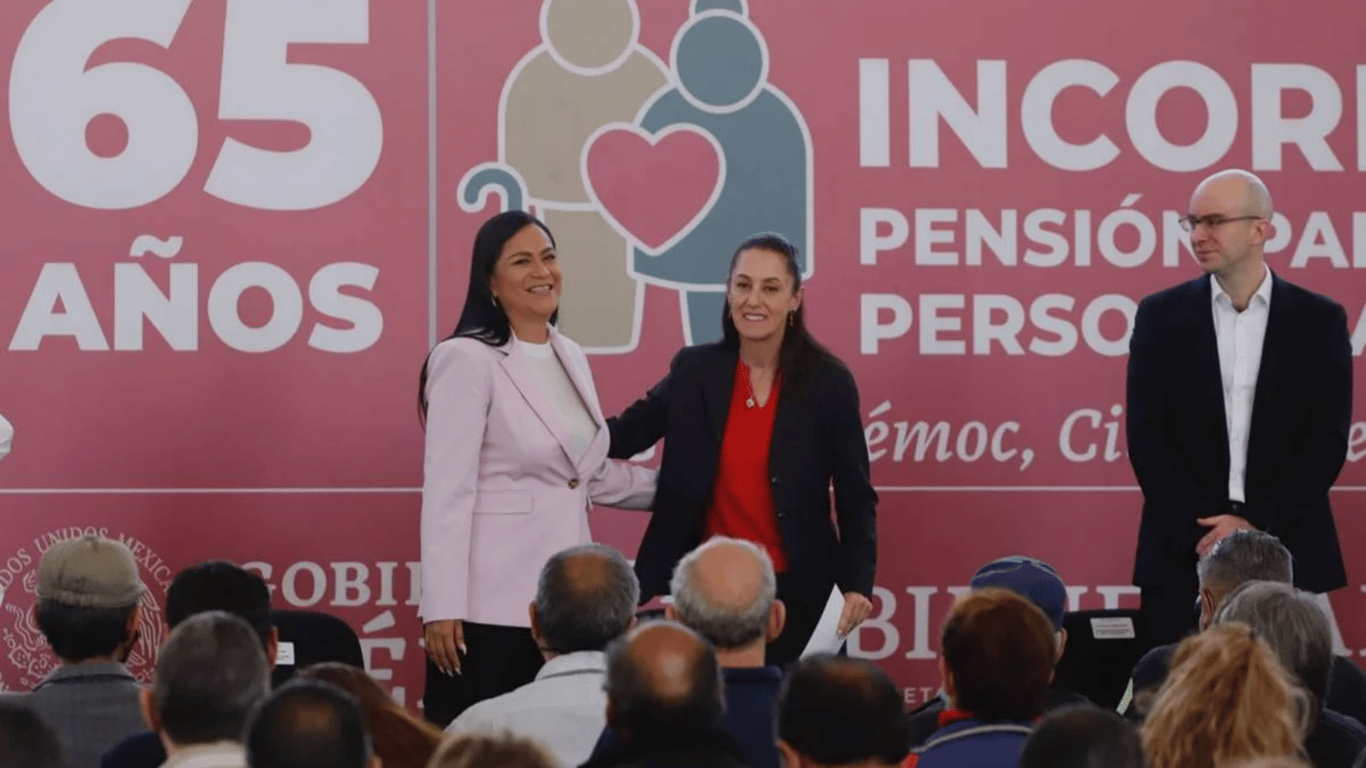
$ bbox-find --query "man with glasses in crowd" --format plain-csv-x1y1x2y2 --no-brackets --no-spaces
1125,168,1351,651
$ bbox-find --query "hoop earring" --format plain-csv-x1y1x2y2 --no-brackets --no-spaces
787,312,794,327
491,295,499,308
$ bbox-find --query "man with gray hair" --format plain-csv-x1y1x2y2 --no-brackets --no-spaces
140,611,271,768
1214,581,1366,768
666,536,787,768
1119,531,1366,726
1127,167,1351,651
447,543,638,767
584,537,787,768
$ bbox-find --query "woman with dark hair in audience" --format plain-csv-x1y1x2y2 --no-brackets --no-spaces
416,210,656,725
300,663,442,768
608,232,877,667
1142,622,1309,768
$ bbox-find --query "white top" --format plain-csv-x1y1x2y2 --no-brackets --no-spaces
447,650,608,768
1211,268,1273,503
160,742,247,768
519,339,598,462
0,413,11,460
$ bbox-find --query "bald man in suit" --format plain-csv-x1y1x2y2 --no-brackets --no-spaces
1126,169,1351,650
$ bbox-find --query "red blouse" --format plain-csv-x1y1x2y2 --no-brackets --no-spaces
704,359,789,572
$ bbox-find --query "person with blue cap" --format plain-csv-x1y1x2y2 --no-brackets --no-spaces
907,556,1091,747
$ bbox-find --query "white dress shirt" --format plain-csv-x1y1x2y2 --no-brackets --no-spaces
520,340,599,462
447,650,607,768
1211,268,1273,503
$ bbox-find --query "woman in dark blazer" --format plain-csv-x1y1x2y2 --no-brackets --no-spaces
608,233,878,666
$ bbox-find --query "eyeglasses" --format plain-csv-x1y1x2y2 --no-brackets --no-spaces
1178,214,1262,233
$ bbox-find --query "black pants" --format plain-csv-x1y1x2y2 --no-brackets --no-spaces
1138,583,1200,653
421,621,544,728
766,574,842,670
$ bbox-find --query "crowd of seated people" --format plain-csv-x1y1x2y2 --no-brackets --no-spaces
1,530,1360,768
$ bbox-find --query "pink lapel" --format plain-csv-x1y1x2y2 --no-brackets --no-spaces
549,328,609,463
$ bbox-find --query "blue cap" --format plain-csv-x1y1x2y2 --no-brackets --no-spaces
970,556,1066,631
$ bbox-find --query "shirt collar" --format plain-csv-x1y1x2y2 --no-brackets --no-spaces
37,661,137,686
534,650,606,680
722,666,784,683
1211,266,1272,310
164,741,246,768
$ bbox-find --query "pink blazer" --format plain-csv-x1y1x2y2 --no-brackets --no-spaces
418,328,656,627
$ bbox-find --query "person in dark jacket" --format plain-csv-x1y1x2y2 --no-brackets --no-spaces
1020,705,1145,768
776,654,909,768
907,589,1055,768
1212,581,1366,768
578,621,743,768
100,561,279,768
907,556,1089,747
607,232,877,668
1119,530,1366,728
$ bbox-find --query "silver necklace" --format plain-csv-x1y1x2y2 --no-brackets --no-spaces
744,366,771,408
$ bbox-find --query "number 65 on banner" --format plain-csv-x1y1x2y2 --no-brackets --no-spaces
9,0,383,211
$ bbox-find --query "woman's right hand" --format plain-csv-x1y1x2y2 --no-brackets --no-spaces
424,619,466,676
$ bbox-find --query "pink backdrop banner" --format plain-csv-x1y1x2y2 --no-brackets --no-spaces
1,0,1364,708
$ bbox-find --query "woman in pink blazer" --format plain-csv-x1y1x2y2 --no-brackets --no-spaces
416,210,656,726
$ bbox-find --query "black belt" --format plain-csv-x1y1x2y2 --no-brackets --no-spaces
1228,500,1245,515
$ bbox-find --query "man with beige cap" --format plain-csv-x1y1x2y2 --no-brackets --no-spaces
1,534,149,768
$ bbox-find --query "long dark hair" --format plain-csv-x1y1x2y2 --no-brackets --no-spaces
418,210,558,423
720,233,843,397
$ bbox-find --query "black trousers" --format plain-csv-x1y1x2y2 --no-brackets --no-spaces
766,574,843,669
1138,500,1247,653
421,621,544,728
1137,582,1201,653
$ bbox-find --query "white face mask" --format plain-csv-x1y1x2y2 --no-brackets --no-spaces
0,413,13,461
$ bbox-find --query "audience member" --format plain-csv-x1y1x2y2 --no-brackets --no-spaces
427,733,556,768
579,620,741,768
246,679,378,768
448,543,637,766
0,700,65,768
907,588,1056,768
1213,581,1366,768
909,556,1088,746
101,560,279,768
300,664,442,768
0,535,149,768
1141,623,1308,768
668,537,785,768
589,537,786,768
141,611,271,768
1019,705,1145,768
775,654,908,768
1121,531,1366,725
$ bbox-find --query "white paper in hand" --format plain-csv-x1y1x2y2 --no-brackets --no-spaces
800,586,847,657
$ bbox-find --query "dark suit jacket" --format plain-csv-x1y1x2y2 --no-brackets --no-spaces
1123,642,1366,729
607,342,878,605
1126,272,1351,595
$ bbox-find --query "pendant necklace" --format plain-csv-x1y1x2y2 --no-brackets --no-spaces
744,365,772,408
